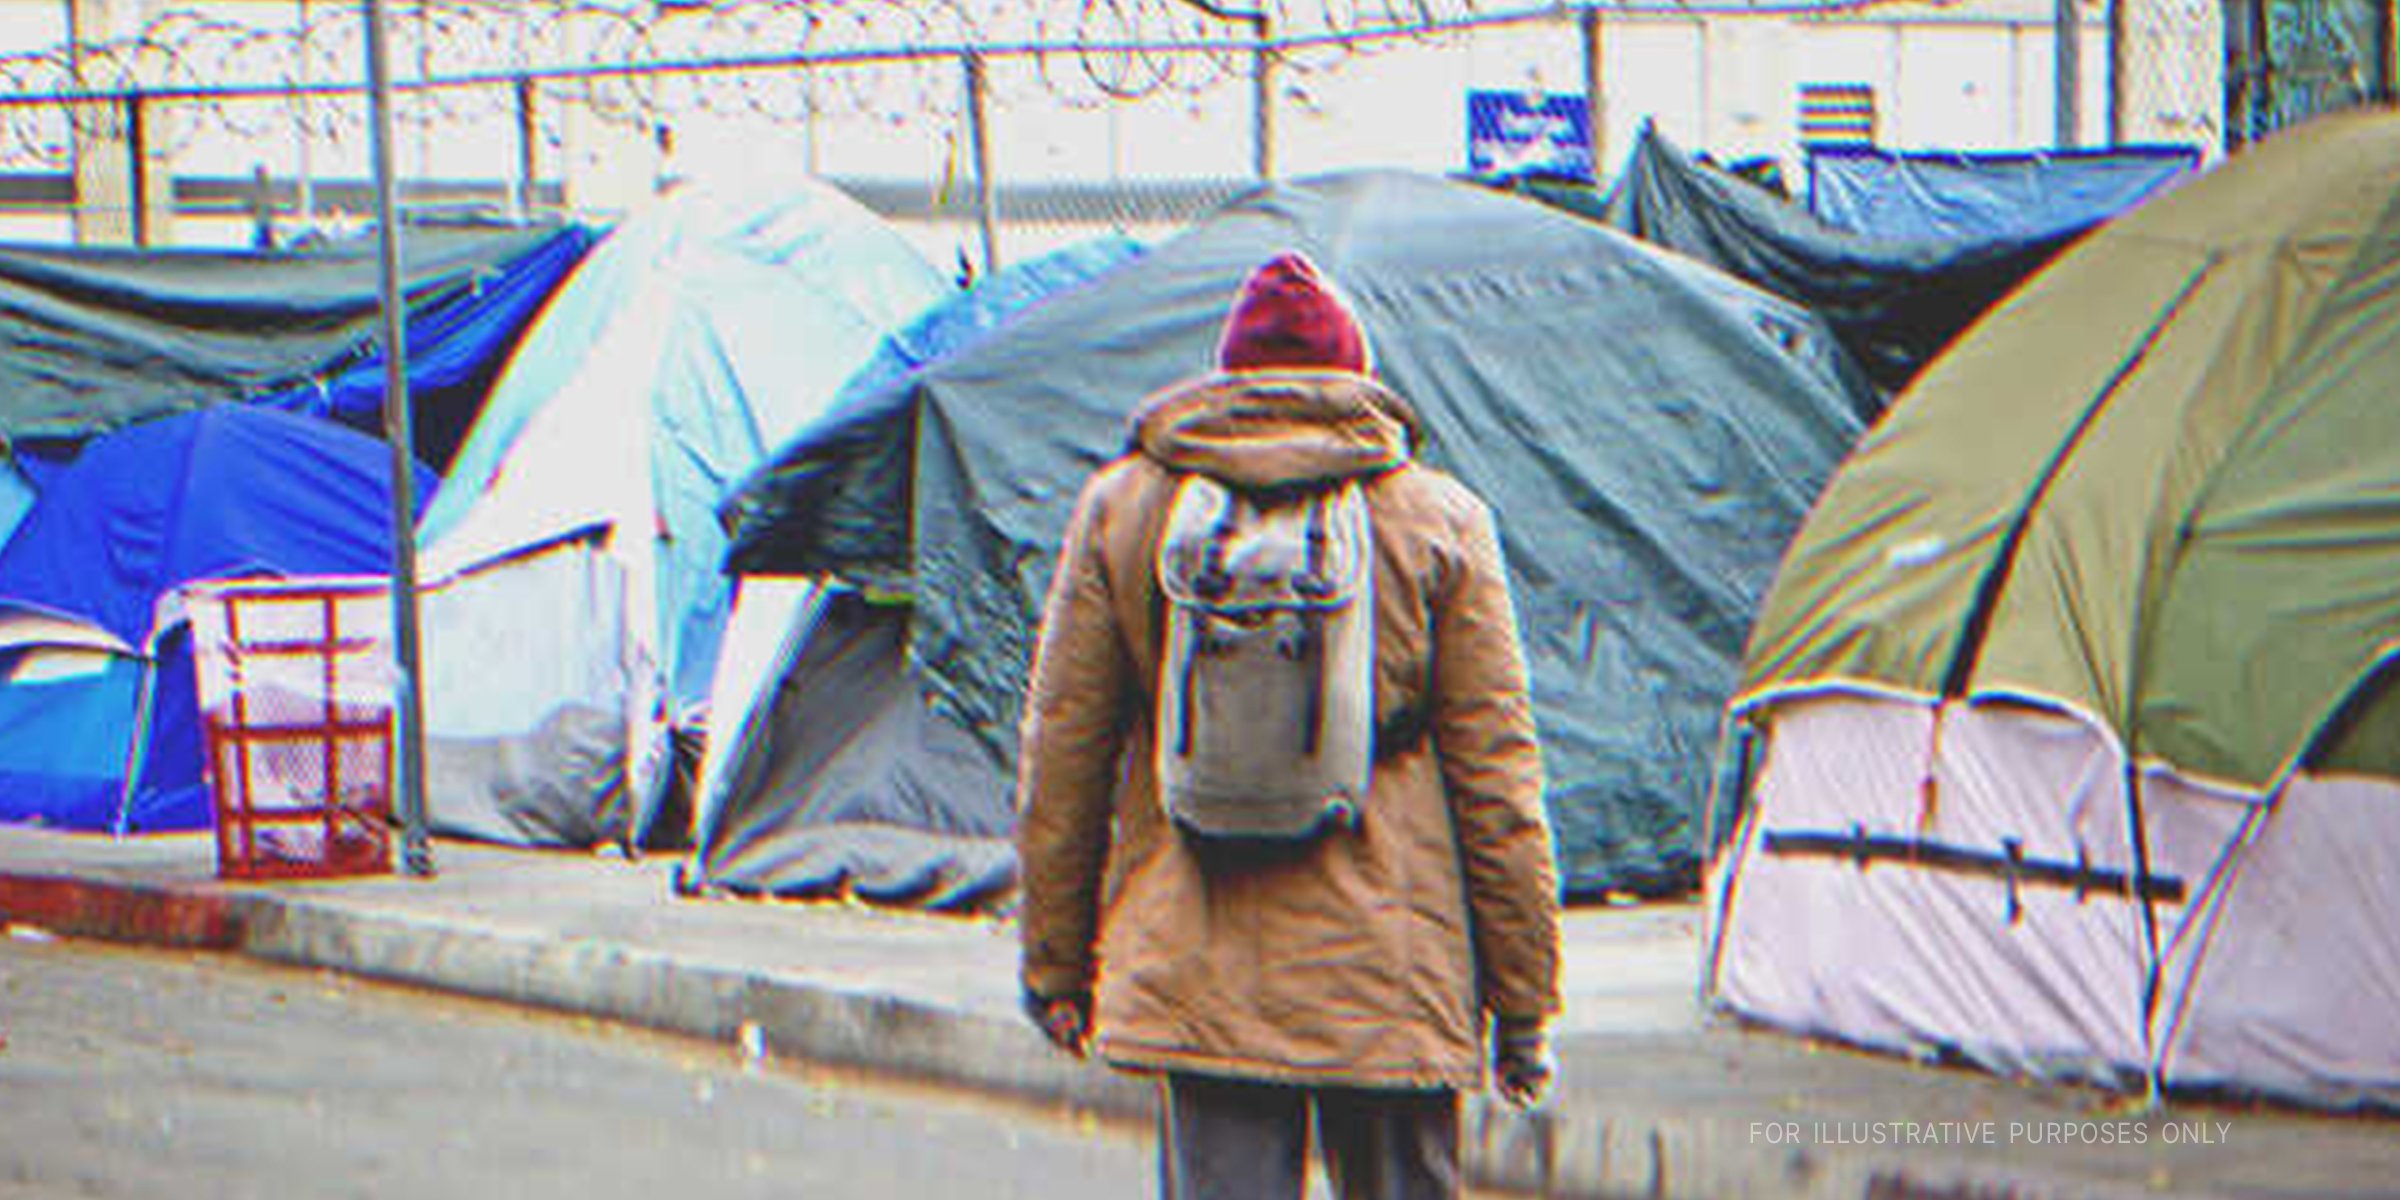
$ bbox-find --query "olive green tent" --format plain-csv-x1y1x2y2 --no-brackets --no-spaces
1707,111,2400,1109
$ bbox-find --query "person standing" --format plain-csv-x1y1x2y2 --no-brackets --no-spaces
1015,251,1562,1200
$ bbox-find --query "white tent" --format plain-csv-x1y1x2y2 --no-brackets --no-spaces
415,175,950,848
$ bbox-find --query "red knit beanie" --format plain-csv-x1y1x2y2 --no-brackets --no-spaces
1216,252,1368,375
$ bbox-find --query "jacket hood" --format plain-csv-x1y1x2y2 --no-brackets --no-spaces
1130,370,1421,491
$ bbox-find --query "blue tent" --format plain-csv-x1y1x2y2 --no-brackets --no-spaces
0,405,433,832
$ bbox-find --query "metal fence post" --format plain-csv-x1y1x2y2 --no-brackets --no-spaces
1581,4,1606,180
296,0,315,224
2054,0,2082,147
1252,10,1277,180
2106,0,2125,145
363,0,434,879
513,74,537,221
124,93,149,247
965,51,999,279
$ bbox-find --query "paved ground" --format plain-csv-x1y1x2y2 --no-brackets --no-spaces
1,827,2394,1199
0,936,1159,1200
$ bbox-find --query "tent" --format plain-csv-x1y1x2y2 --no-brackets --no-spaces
724,169,1880,902
414,174,950,850
0,405,432,832
0,222,585,467
1526,127,2116,392
1706,111,2400,1109
686,236,1146,910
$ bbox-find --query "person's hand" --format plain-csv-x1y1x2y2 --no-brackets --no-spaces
1022,987,1093,1058
1491,1016,1556,1108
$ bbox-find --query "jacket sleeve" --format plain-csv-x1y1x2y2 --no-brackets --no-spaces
1016,464,1136,1001
1430,494,1561,1025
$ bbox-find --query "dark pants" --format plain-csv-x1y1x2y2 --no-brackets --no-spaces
1158,1072,1461,1200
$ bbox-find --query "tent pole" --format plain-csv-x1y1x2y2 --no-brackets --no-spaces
2121,757,2167,1108
111,656,160,838
363,0,433,878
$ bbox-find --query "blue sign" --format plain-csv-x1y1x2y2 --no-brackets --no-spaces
1467,91,1594,180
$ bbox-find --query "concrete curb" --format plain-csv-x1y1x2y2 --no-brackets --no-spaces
0,868,2221,1200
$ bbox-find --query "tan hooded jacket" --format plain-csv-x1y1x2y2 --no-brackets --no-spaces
1015,369,1561,1090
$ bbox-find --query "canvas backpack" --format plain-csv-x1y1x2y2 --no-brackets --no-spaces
1154,472,1375,846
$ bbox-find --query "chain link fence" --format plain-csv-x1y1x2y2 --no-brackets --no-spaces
0,0,2245,260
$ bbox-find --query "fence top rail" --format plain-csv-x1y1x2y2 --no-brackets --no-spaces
0,0,1938,108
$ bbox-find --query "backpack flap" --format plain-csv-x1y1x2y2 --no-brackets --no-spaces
1155,475,1375,844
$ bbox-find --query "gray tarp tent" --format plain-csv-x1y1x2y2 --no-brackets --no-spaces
723,170,1878,901
1521,126,2102,393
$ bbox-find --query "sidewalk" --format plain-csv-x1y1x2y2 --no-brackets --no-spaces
1,827,2393,1199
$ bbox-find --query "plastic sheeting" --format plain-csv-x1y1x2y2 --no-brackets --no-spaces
731,170,1878,899
416,175,950,849
0,406,433,832
1548,126,2092,392
0,223,570,445
1806,145,2199,243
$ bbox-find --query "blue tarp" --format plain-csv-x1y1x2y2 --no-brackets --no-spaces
0,405,435,832
1807,145,2200,243
249,224,596,473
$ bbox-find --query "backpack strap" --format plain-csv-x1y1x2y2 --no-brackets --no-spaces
1297,490,1331,755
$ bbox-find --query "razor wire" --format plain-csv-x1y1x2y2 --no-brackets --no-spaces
0,0,2233,173
0,0,1671,168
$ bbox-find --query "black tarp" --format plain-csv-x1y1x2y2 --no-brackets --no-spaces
0,222,579,455
1518,126,2089,393
725,170,1878,899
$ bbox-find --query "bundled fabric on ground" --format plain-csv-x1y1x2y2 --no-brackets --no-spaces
1805,144,2199,243
691,238,1145,907
0,222,582,462
1707,111,2400,1110
416,174,950,850
728,170,1879,900
0,406,432,832
1545,127,2114,392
